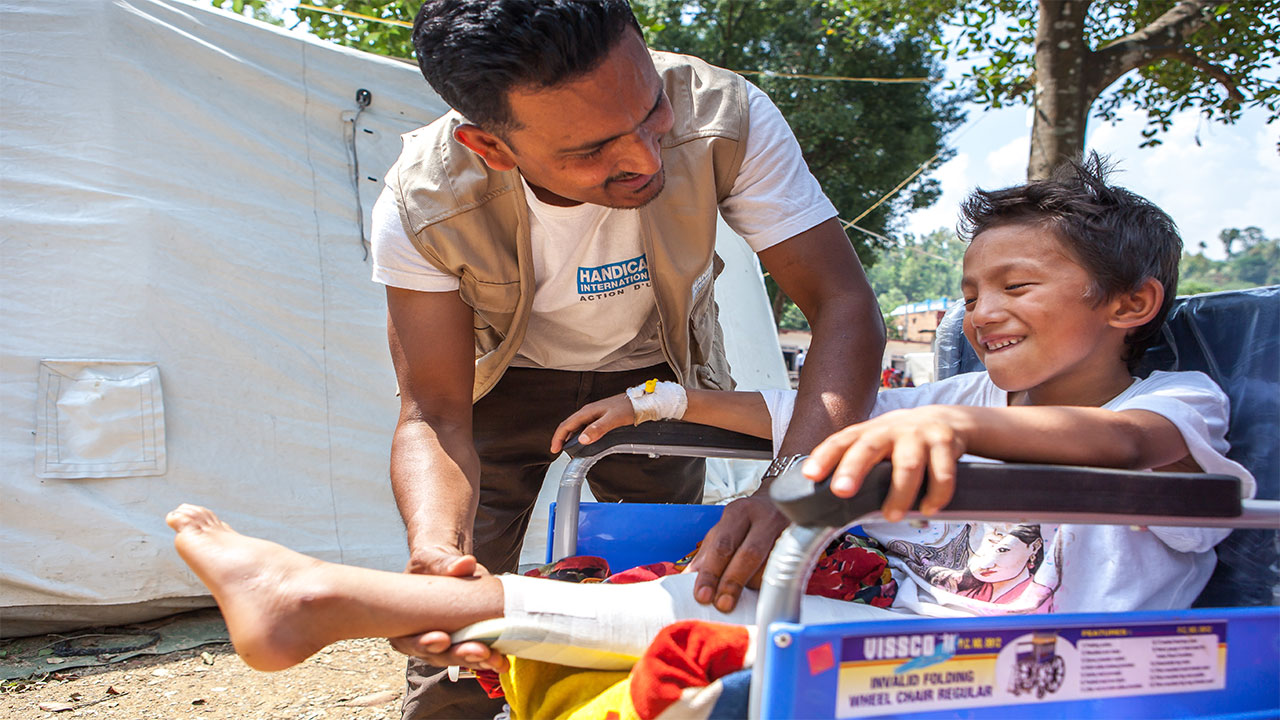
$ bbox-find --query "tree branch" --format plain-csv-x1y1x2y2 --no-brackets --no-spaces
1086,0,1226,97
1172,48,1245,106
1104,0,1220,49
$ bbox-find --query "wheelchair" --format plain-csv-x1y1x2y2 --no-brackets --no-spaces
547,285,1279,719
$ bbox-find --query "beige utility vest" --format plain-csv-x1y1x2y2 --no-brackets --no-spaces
386,51,749,402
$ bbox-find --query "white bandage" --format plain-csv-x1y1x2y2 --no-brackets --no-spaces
625,380,688,425
486,572,900,670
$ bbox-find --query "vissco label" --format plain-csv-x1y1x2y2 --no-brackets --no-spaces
835,622,1226,717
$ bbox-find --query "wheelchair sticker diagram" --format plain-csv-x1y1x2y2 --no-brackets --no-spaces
1007,631,1067,698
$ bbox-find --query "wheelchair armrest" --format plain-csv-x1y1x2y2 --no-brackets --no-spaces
551,421,772,563
769,461,1248,529
563,420,773,460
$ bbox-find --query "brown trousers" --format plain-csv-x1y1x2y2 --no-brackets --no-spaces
401,364,705,720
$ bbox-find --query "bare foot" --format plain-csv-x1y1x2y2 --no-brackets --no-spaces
166,504,339,671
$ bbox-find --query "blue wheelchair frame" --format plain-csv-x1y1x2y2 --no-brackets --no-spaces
548,286,1279,719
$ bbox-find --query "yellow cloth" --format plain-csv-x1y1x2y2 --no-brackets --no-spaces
501,658,636,720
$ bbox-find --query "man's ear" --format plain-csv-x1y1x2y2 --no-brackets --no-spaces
453,124,518,172
1109,277,1165,330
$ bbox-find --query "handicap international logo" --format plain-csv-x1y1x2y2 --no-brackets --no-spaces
578,254,650,298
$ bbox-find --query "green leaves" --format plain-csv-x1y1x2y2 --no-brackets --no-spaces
637,0,962,260
1180,228,1279,292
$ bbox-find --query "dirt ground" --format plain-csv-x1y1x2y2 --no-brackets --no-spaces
0,637,415,720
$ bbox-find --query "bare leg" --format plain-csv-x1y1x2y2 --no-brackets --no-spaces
166,504,504,671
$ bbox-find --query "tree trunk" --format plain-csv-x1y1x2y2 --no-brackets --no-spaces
1027,0,1093,180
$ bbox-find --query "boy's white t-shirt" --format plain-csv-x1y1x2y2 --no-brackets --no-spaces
761,370,1256,617
372,83,837,371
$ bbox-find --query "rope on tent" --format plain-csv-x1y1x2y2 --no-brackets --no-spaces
347,88,373,261
843,152,942,228
296,3,411,28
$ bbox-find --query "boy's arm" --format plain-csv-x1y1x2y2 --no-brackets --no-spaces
803,404,1193,522
550,389,771,453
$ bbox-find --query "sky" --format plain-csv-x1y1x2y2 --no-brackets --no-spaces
901,102,1279,260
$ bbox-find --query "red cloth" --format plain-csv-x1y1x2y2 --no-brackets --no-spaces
628,620,750,718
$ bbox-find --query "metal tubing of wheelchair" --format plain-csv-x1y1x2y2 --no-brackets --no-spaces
552,456,596,563
749,524,842,720
552,441,773,562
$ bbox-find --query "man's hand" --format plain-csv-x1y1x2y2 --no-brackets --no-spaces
405,542,480,578
550,394,634,453
685,494,790,612
388,631,510,674
388,546,510,672
802,407,968,521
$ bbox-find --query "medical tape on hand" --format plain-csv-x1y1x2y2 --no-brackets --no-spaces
626,380,687,425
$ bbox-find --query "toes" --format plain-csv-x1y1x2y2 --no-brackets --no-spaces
166,504,219,532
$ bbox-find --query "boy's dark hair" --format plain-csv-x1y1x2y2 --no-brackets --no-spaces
412,0,642,137
958,153,1182,367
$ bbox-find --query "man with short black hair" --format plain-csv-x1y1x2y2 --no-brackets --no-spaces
375,1,884,716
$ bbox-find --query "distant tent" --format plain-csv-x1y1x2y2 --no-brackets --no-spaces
0,0,787,636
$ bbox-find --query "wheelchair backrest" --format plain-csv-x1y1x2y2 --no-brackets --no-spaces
933,285,1280,607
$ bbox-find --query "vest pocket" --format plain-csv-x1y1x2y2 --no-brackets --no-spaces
458,273,520,339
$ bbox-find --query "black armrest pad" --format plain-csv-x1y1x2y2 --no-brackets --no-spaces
563,420,773,459
770,461,1244,528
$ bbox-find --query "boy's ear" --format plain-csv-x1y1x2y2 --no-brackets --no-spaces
453,124,518,172
1108,277,1165,330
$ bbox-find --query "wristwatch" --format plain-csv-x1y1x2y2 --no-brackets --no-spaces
761,454,805,484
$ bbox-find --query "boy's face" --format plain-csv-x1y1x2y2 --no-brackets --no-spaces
961,223,1130,405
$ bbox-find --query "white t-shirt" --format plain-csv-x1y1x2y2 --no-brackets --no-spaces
371,83,837,371
762,370,1256,617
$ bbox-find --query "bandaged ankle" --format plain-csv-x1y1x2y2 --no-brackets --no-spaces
481,574,679,669
626,379,687,424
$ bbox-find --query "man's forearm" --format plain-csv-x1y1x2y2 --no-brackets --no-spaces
776,295,884,458
390,417,482,555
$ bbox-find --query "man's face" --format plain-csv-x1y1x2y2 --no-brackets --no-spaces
498,28,675,208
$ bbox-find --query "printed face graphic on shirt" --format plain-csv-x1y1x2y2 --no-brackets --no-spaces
888,523,1055,610
967,525,1043,585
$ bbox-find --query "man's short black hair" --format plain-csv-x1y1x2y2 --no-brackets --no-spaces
958,154,1182,367
412,0,642,136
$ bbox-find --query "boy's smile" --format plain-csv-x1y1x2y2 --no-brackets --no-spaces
961,223,1137,407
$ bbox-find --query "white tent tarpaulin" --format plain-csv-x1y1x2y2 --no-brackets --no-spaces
0,0,788,636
